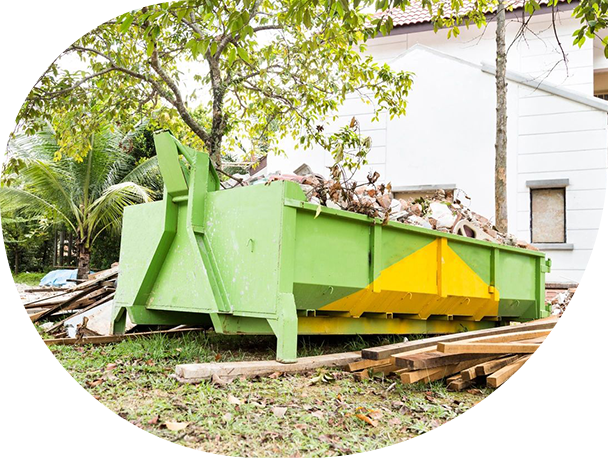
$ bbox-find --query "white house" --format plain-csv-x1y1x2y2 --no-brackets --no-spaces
267,1,608,285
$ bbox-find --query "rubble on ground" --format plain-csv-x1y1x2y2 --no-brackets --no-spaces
549,287,576,315
225,163,537,251
25,266,120,338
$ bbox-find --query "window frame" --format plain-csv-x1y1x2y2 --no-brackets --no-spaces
526,179,573,250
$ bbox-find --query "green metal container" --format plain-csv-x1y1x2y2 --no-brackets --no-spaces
112,133,551,362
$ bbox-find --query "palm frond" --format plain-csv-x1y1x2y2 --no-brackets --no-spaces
88,182,153,238
0,187,76,233
120,156,162,191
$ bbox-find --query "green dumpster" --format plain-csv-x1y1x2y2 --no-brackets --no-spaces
112,133,551,362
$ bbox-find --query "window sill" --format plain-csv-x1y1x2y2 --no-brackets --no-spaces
533,243,574,251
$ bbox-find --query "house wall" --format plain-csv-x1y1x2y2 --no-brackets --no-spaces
267,9,607,284
364,9,594,94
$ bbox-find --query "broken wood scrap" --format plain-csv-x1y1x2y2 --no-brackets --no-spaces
45,292,116,334
59,287,114,312
487,355,531,388
29,286,98,323
360,318,557,360
44,327,204,346
24,287,68,293
69,266,119,292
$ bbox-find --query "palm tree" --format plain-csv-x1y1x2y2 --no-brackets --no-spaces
0,124,161,278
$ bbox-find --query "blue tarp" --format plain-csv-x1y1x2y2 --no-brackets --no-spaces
39,269,78,287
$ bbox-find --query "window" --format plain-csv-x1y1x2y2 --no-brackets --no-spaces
530,188,566,243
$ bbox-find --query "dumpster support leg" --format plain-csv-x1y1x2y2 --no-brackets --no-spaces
268,293,298,363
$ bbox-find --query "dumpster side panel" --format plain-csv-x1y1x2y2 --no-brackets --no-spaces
204,182,286,317
114,200,167,309
293,212,371,289
145,204,219,312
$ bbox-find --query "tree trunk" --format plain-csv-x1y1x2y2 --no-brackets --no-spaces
14,249,20,275
76,241,91,279
495,0,508,233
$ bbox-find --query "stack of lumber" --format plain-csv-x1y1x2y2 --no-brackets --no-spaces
25,266,119,337
347,317,557,390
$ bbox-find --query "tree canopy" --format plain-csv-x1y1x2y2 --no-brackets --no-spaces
17,0,608,168
18,0,415,167
0,124,160,277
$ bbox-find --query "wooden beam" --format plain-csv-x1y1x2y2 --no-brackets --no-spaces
446,375,474,391
347,357,393,372
395,351,501,370
487,355,531,388
464,329,551,344
176,352,363,383
400,356,497,384
475,355,521,376
460,366,479,382
360,318,557,360
437,342,541,354
353,370,370,381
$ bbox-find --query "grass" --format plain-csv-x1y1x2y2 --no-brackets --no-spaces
48,331,493,457
12,271,46,286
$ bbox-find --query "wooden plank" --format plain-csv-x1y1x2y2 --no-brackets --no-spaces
400,356,497,384
389,345,438,360
464,329,551,344
361,318,557,360
446,376,474,391
44,327,204,346
368,363,399,376
347,357,393,372
395,351,501,370
475,355,521,376
437,342,541,354
400,366,447,384
353,370,370,381
23,289,77,307
24,287,68,293
60,287,113,313
70,266,119,292
460,366,479,382
176,352,362,383
30,286,98,323
487,356,531,388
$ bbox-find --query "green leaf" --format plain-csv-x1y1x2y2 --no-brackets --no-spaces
146,40,155,57
227,46,236,66
120,14,134,33
237,47,250,64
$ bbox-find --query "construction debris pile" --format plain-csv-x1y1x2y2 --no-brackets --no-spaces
547,286,576,316
26,266,122,339
227,164,537,251
346,317,557,390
